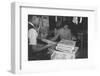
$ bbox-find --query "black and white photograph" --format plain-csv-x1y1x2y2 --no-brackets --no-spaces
11,2,97,73
28,15,88,61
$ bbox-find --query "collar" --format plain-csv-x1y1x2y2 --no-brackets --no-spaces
28,22,34,27
28,22,40,34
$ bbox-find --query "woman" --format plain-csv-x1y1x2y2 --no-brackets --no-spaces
51,23,75,41
49,23,78,59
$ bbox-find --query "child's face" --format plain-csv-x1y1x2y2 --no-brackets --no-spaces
32,16,40,26
64,25,68,29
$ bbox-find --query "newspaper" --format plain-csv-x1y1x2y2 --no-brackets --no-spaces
51,39,76,59
51,50,75,59
56,39,76,52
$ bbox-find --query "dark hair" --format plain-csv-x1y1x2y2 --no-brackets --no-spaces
59,22,70,29
28,15,41,22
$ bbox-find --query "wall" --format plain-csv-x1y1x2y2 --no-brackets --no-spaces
0,0,100,76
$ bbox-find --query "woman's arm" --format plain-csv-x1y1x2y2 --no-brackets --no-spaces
50,29,60,41
50,33,59,41
31,44,55,52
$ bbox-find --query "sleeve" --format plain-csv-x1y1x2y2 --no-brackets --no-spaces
28,29,38,45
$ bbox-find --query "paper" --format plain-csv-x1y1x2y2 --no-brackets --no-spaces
56,39,76,52
51,39,76,59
